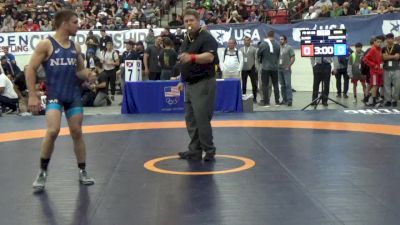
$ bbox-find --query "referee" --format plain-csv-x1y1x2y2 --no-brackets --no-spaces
177,9,218,161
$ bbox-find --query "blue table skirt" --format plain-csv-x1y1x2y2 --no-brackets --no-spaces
121,79,243,114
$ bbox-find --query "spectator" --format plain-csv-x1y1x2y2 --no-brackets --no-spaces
145,29,156,47
26,18,40,32
303,6,319,19
330,1,343,16
173,28,185,53
168,13,183,27
0,70,18,114
358,0,373,14
159,37,178,80
14,21,27,32
144,36,163,80
99,29,112,52
0,14,15,32
220,39,244,80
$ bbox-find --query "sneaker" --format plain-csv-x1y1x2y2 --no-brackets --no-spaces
343,94,349,99
336,93,342,98
287,102,292,107
79,170,95,185
111,95,115,101
392,102,397,107
32,170,47,191
203,152,215,161
178,151,202,160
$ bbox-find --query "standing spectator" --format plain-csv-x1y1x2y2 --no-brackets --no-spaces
85,30,99,60
159,37,178,80
240,36,258,102
258,31,281,106
119,40,137,96
221,39,243,80
278,35,295,106
145,28,156,46
363,37,384,106
144,36,163,80
333,48,351,98
382,33,400,107
348,42,367,103
99,29,112,52
100,41,120,101
173,28,185,53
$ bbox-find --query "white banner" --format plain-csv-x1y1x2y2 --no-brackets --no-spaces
0,28,164,56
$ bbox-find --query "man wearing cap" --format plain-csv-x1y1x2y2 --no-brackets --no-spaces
120,40,138,97
85,30,99,64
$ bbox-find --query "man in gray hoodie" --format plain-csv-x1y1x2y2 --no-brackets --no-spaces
257,30,281,106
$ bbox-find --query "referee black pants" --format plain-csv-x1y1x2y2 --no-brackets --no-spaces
312,63,331,103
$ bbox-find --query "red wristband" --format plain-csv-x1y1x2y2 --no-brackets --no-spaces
191,54,196,64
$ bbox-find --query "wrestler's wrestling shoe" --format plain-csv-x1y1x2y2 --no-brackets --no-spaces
79,170,95,185
32,170,47,191
178,151,202,160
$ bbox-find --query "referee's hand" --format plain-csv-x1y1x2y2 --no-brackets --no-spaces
177,82,184,92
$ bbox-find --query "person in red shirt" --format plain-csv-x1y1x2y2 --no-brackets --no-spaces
26,18,40,32
363,37,384,106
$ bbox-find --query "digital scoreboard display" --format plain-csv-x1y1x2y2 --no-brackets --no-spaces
300,29,347,57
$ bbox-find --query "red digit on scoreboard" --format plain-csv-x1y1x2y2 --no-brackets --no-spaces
301,45,314,57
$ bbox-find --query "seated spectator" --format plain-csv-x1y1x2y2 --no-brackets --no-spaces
0,14,14,32
40,19,53,31
93,61,110,107
303,6,320,19
0,70,18,114
319,4,332,17
168,13,183,27
330,1,343,16
26,18,40,32
342,1,356,15
14,21,27,32
314,0,333,11
226,10,242,23
358,0,373,14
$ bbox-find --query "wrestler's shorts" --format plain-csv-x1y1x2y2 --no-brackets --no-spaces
46,97,83,119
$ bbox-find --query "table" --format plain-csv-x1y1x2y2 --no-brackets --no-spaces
121,79,243,114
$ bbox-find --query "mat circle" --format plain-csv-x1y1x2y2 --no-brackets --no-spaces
144,154,256,175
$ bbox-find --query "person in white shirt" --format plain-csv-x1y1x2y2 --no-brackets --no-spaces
0,70,18,114
100,41,120,101
220,39,243,80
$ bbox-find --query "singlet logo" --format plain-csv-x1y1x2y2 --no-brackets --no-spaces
54,49,61,54
50,58,77,66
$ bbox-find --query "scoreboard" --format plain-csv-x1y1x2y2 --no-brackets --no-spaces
300,29,347,57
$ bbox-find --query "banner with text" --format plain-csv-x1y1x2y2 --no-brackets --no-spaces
1,13,399,56
0,28,164,56
208,13,400,48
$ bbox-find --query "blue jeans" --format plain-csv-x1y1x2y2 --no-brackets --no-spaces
278,69,292,103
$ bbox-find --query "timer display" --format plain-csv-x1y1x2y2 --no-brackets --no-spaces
300,29,347,57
